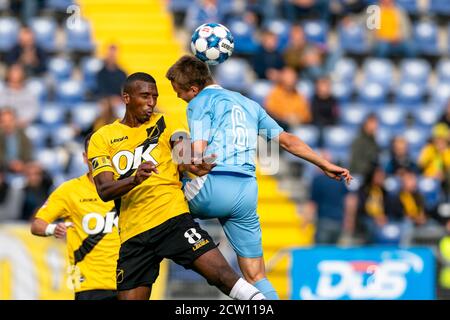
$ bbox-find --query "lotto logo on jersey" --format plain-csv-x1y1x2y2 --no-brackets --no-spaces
82,211,118,235
111,144,158,175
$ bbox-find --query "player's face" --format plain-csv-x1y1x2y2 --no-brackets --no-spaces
126,81,158,123
171,81,197,103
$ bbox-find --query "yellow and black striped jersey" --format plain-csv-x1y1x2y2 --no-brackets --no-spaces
35,174,119,293
88,112,190,243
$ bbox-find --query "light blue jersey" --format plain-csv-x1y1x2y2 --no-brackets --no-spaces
187,85,283,177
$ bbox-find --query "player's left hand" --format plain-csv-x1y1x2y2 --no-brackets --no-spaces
322,163,353,185
189,154,217,176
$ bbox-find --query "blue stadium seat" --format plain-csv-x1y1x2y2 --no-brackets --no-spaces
215,58,252,92
0,17,19,51
30,17,57,52
332,81,353,103
363,58,394,88
227,19,259,55
296,80,314,101
412,105,442,128
436,59,450,83
48,57,74,81
65,19,95,52
399,59,431,84
323,125,356,150
302,20,328,45
339,104,371,128
377,107,407,130
35,148,66,175
263,19,291,50
384,175,401,195
45,0,75,11
429,0,450,16
292,125,320,148
402,126,430,153
337,21,370,55
332,58,357,83
26,78,48,104
248,80,273,106
38,104,66,127
418,177,443,210
25,124,49,149
376,126,394,149
395,82,425,106
70,102,99,130
80,56,103,92
396,0,420,14
358,82,387,106
414,21,440,56
168,0,190,12
431,82,450,107
53,124,76,146
55,80,85,106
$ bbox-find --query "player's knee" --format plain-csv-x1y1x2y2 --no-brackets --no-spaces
243,270,266,284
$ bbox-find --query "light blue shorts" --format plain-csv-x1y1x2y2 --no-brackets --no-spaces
184,172,262,258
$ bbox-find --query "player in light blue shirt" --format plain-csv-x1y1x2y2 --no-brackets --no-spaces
167,55,352,299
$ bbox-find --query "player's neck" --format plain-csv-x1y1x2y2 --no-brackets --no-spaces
120,112,146,128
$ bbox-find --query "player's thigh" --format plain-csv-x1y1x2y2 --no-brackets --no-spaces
116,232,162,292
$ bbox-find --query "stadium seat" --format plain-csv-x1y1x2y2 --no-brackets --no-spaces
168,0,190,12
26,78,48,104
332,81,353,103
48,57,74,81
399,59,431,84
53,124,76,146
70,102,99,130
363,58,394,89
80,56,103,92
55,80,85,106
45,0,75,11
337,21,370,55
429,0,450,16
323,125,356,150
35,148,67,175
24,124,49,149
292,125,320,148
263,19,291,50
65,19,95,52
396,0,420,14
296,80,314,101
395,82,425,106
227,19,259,55
436,59,450,83
418,177,443,210
414,21,440,56
339,104,371,128
376,126,394,149
332,58,357,83
38,104,67,127
358,82,387,106
0,17,19,52
402,126,430,154
412,105,442,128
248,80,273,106
384,175,401,195
377,105,407,131
431,82,450,107
302,20,328,45
215,58,252,92
30,17,57,52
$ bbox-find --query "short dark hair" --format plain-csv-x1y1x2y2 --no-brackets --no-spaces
122,72,156,94
166,55,213,91
84,132,94,153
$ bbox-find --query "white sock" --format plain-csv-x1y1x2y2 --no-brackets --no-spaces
229,278,266,300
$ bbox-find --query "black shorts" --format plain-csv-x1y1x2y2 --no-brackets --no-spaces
116,213,217,291
75,289,117,300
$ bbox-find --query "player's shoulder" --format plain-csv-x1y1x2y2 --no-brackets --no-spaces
51,175,84,195
90,121,121,143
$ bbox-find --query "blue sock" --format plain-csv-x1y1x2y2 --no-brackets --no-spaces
254,278,279,300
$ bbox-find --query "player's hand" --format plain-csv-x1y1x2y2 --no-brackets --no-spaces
133,162,159,185
189,154,217,176
322,162,353,185
54,222,73,239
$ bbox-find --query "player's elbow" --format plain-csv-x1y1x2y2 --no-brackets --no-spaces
279,132,298,151
30,219,42,236
97,189,112,202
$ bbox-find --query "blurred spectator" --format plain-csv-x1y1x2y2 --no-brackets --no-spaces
282,0,330,22
305,150,352,244
418,123,450,195
184,0,224,32
0,64,39,126
252,30,285,80
395,170,427,226
439,100,450,127
96,44,127,103
5,26,48,76
373,0,415,58
311,76,339,127
0,165,23,222
385,135,418,175
349,114,381,179
264,66,311,132
354,166,403,244
0,108,33,174
9,0,44,26
20,162,53,222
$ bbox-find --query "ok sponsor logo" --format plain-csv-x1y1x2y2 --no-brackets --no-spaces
112,144,158,175
81,212,118,235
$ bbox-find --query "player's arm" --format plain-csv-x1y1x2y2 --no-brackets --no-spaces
276,132,353,184
93,163,158,202
31,218,72,239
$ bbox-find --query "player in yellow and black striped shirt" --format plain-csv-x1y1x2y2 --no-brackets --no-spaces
88,72,265,300
31,133,120,300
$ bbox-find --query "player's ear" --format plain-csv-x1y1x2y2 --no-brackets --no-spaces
122,92,130,104
191,86,200,96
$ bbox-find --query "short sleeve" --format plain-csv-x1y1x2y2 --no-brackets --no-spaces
88,130,114,177
35,185,70,223
258,106,284,140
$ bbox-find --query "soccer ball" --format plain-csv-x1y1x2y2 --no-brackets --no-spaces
190,23,234,65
